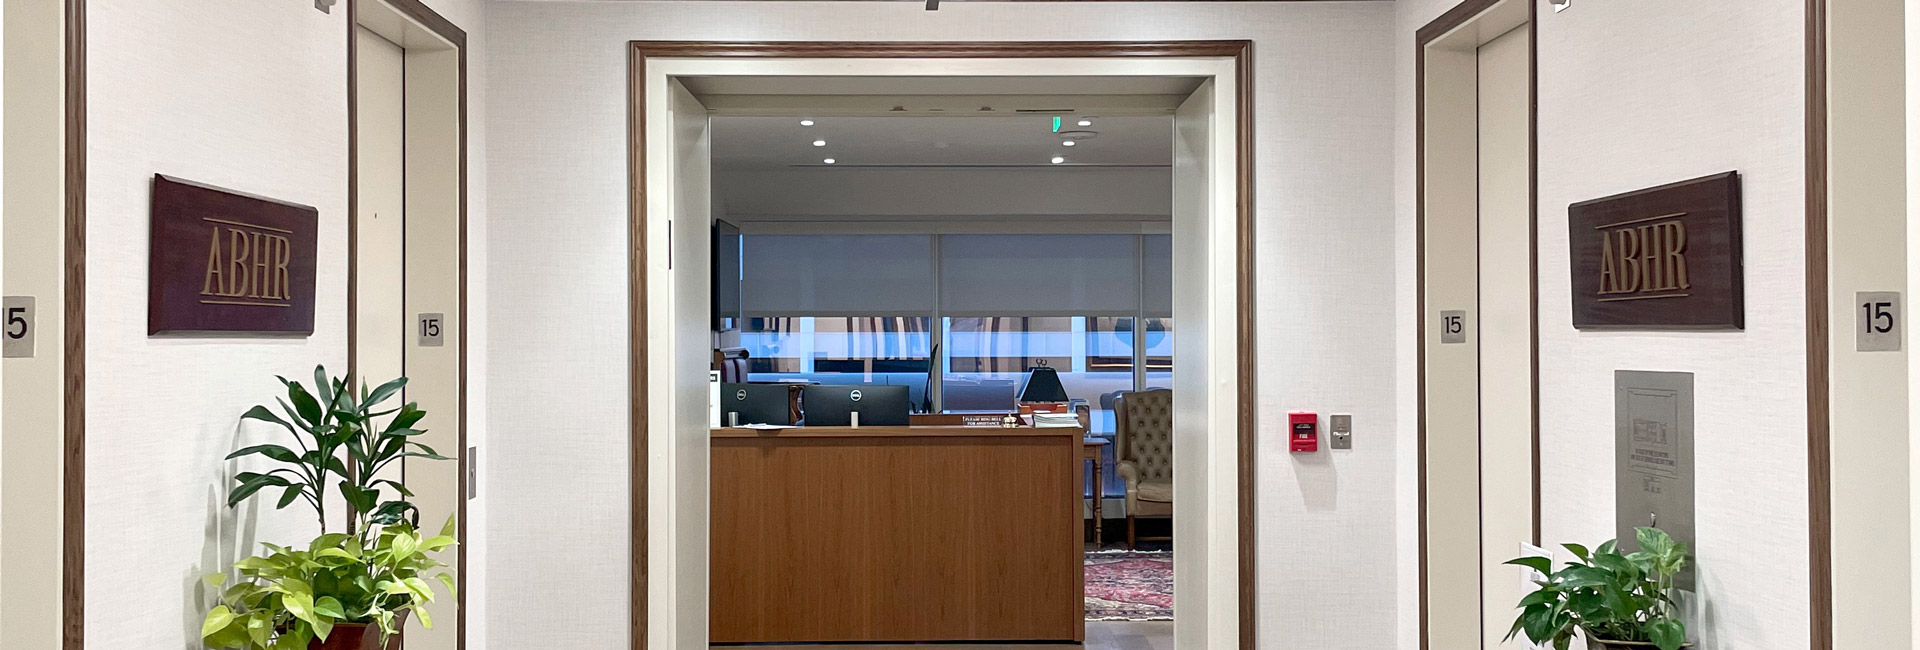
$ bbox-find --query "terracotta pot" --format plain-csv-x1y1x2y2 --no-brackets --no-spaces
310,613,406,650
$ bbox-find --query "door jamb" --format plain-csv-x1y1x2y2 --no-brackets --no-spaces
346,1,469,647
624,40,1257,650
1414,1,1539,648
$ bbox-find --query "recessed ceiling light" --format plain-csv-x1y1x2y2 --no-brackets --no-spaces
813,140,826,147
800,119,815,126
1077,119,1092,127
823,158,836,164
1050,156,1065,164
1062,140,1077,147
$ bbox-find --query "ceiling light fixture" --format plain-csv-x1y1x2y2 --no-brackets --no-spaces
1050,156,1065,165
1078,118,1093,127
800,119,815,126
1062,140,1077,147
813,140,827,147
823,158,836,164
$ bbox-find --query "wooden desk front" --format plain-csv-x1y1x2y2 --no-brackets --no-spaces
710,426,1084,644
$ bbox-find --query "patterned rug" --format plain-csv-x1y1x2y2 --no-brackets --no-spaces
1085,549,1173,621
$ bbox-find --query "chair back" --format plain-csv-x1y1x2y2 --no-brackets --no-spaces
1114,389,1173,482
713,347,751,384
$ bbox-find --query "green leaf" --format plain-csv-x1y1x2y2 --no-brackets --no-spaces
285,379,325,426
440,514,458,538
314,595,347,619
283,591,317,625
392,531,420,561
1517,589,1557,608
276,484,306,509
435,572,459,600
225,444,300,464
1562,543,1591,562
1504,556,1552,576
415,602,434,629
365,377,409,408
1648,618,1686,650
201,605,235,638
227,474,292,507
202,573,227,588
313,366,335,412
240,405,296,432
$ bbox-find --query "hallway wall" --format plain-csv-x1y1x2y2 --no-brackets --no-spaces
1393,0,1810,647
483,1,1399,649
81,0,488,647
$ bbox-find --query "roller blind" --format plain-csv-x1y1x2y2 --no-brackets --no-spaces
940,234,1141,317
1143,235,1172,317
742,235,935,316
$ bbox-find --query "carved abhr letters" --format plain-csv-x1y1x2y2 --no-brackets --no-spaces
1569,172,1742,330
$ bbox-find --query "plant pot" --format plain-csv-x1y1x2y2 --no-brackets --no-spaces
310,612,407,650
1586,639,1692,650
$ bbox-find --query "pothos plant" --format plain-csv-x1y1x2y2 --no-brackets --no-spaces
1504,527,1691,650
202,366,456,649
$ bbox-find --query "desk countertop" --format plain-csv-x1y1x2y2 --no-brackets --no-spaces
711,425,1082,439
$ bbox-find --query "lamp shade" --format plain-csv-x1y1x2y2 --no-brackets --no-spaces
1018,366,1070,403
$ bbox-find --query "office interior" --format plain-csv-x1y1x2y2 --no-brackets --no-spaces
707,111,1178,646
5,2,1919,650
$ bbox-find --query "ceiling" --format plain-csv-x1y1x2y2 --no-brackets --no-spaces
710,114,1174,170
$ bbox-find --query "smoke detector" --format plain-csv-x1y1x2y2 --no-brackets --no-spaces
1055,130,1099,142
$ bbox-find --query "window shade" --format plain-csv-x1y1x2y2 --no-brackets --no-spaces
939,234,1141,316
742,235,935,316
1143,235,1172,317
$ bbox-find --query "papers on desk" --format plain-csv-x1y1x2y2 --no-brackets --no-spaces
1032,413,1082,428
733,424,793,431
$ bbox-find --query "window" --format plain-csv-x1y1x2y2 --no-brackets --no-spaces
741,316,934,406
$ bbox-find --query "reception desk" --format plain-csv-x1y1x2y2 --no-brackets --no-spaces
710,425,1084,644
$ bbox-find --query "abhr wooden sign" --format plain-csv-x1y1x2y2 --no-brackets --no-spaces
1568,172,1743,330
148,174,318,335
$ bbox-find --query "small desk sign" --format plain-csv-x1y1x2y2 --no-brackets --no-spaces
1569,172,1743,330
148,175,318,335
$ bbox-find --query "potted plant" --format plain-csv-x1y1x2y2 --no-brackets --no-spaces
1503,527,1691,650
200,366,456,650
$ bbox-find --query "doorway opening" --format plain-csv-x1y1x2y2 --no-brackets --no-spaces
1417,0,1538,648
706,110,1177,645
628,43,1252,650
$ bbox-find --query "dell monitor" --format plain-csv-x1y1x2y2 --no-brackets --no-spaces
803,384,910,426
720,383,795,426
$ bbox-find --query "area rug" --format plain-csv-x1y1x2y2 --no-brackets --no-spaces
1085,549,1173,621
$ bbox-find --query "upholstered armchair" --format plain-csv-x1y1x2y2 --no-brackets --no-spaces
1113,389,1172,550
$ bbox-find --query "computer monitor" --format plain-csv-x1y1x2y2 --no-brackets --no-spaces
719,383,794,426
803,384,910,426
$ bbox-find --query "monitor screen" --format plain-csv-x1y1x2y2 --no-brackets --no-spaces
802,384,910,427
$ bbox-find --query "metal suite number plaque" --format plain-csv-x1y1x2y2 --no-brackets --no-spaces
1439,310,1468,344
1857,291,1902,352
2,296,34,358
418,313,445,347
1616,370,1695,590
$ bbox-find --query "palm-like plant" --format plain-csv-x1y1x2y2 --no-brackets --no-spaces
224,365,449,538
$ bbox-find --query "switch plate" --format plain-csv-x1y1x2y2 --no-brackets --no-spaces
1329,414,1353,450
467,446,479,500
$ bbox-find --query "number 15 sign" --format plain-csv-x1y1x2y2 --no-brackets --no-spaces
1858,291,1902,352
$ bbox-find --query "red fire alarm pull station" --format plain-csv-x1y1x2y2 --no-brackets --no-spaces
1289,412,1318,453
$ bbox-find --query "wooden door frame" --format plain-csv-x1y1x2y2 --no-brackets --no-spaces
1414,1,1538,647
346,0,469,647
625,40,1256,650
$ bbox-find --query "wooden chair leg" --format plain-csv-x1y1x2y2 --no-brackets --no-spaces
1127,515,1137,551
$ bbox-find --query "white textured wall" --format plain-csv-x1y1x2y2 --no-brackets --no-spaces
1394,0,1811,647
484,2,1398,649
83,0,487,647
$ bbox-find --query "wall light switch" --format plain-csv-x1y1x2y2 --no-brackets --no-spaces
1329,414,1353,450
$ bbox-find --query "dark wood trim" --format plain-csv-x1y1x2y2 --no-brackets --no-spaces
346,2,469,648
627,40,1255,650
63,0,87,647
1804,0,1832,647
1414,1,1539,648
1527,0,1541,550
1231,41,1257,650
626,41,649,650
